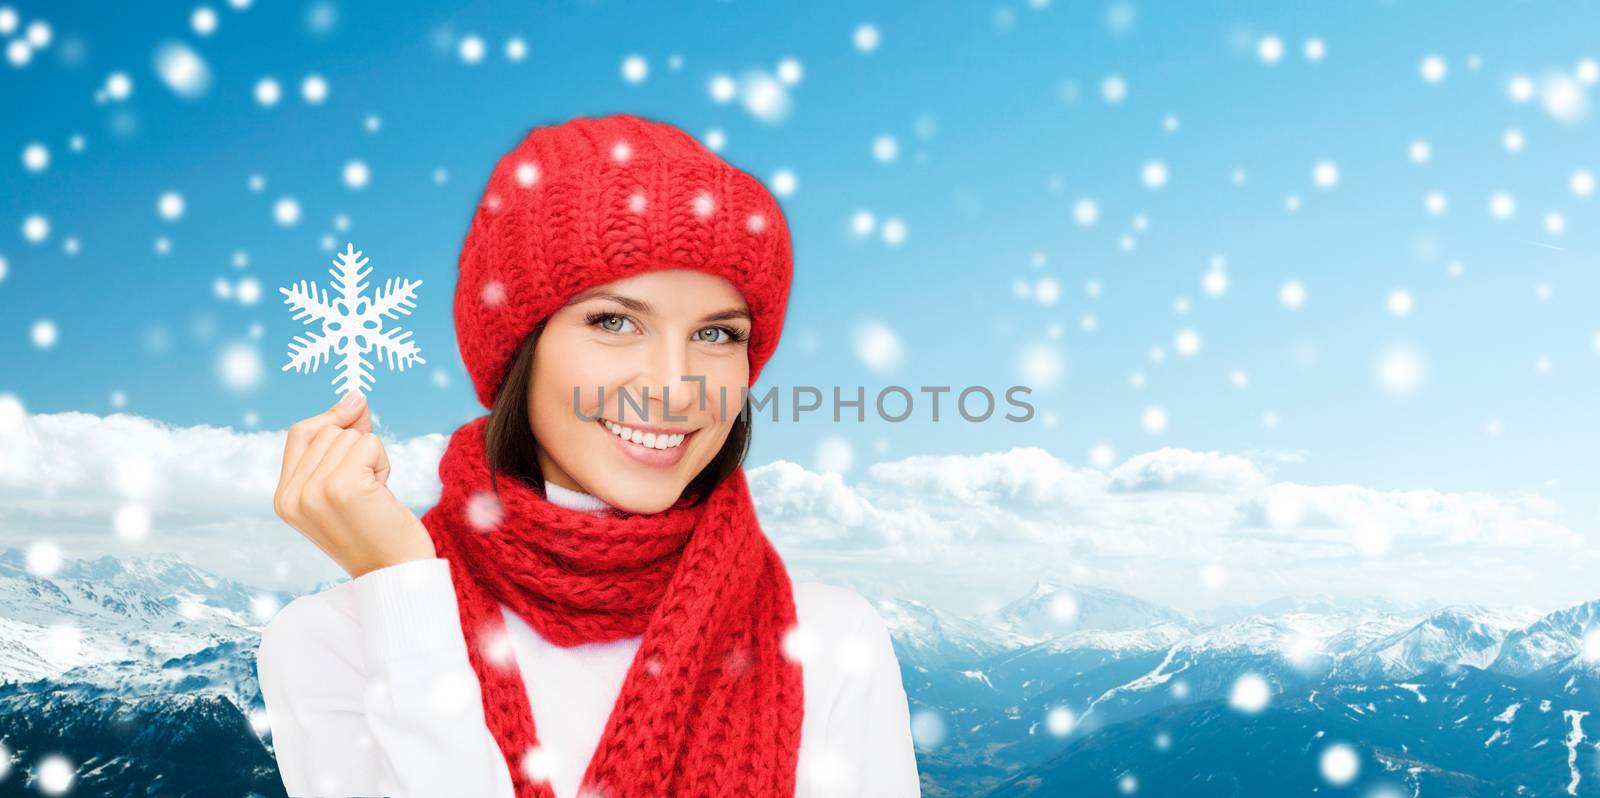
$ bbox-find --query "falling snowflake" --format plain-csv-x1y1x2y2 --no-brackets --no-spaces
280,242,424,395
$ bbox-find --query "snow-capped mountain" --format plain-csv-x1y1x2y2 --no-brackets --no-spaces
981,580,1194,645
874,595,1024,671
3,547,1598,798
1331,604,1544,681
1531,652,1600,706
983,665,1596,798
0,545,289,718
1037,622,1195,656
1048,612,1382,730
1198,592,1433,625
1491,599,1600,676
0,679,285,796
0,547,292,795
897,584,1600,798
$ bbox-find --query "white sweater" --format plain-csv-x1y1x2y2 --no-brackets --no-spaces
256,481,921,798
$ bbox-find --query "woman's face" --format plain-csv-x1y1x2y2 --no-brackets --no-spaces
528,269,752,514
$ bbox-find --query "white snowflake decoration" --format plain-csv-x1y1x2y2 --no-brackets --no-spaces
280,243,425,395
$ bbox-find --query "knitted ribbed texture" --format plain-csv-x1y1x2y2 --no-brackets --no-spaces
454,112,793,409
422,417,804,797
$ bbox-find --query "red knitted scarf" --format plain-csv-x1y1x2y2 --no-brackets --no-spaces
420,416,805,797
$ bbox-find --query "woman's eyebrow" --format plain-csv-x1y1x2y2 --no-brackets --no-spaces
571,290,649,313
700,308,753,324
571,290,751,323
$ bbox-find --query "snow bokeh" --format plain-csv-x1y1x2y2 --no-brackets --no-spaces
1,3,1599,791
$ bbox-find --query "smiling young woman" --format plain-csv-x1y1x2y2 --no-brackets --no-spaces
485,270,756,517
257,113,921,798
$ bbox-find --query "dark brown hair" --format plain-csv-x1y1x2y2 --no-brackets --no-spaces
484,323,753,507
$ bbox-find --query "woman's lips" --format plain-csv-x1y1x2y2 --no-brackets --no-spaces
597,418,694,469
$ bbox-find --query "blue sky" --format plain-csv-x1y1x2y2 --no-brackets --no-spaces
2,0,1598,552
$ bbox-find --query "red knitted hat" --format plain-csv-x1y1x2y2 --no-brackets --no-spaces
453,112,794,410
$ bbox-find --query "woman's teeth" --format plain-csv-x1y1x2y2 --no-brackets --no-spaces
602,419,687,450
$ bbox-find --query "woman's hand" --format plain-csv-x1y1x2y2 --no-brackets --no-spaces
273,391,438,580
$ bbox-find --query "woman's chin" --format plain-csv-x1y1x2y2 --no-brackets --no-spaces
588,470,690,515
600,489,677,515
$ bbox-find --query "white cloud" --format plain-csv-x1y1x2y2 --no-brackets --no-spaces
749,461,875,543
1231,482,1581,549
751,445,1592,613
0,412,1592,614
1107,448,1270,493
865,447,1094,507
0,412,445,590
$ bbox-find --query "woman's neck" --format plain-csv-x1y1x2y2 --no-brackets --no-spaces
543,479,612,514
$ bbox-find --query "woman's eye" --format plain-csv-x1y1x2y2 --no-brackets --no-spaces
596,314,633,333
695,327,727,343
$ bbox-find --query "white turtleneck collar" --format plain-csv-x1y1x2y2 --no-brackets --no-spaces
543,479,612,514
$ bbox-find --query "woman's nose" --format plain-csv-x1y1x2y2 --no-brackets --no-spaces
637,339,698,422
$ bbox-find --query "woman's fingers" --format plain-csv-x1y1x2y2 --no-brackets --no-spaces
303,428,364,504
270,391,418,580
326,429,388,486
351,400,373,435
281,392,368,484
369,434,392,482
281,424,351,512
